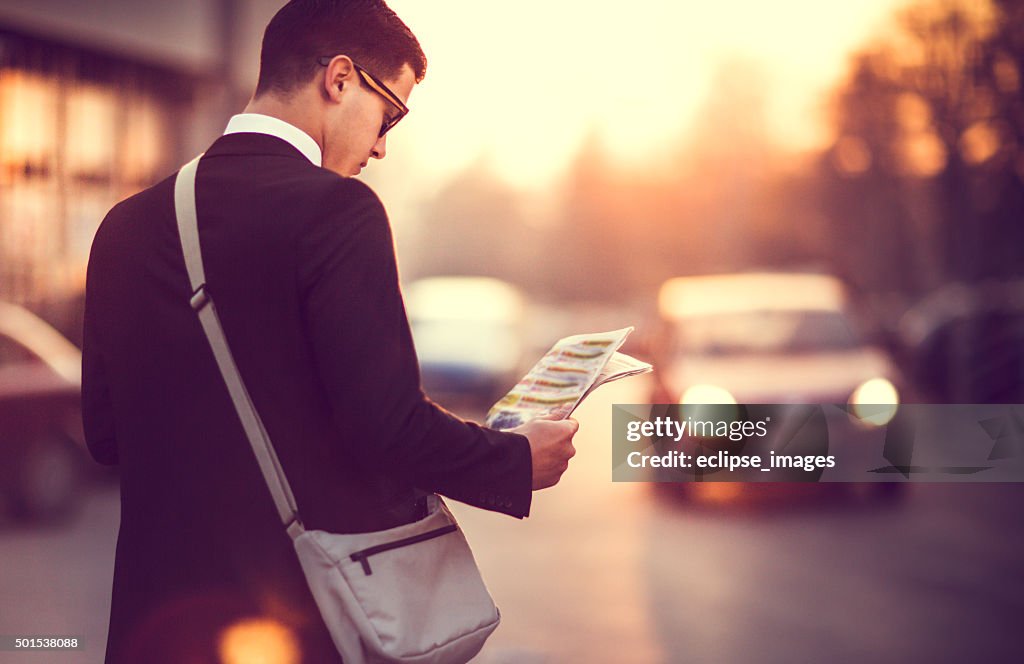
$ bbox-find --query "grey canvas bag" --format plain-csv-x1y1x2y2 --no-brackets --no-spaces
174,154,501,663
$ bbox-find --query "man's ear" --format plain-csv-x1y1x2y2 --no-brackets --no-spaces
322,54,357,102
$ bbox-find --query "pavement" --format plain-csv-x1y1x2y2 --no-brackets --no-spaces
2,377,1023,663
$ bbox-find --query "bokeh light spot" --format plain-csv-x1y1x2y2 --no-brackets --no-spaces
217,617,301,664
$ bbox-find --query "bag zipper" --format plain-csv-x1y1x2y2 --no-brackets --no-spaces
349,524,458,575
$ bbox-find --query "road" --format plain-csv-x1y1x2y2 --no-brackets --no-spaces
2,377,1022,663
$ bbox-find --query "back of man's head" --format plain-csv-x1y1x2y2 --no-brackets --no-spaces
255,0,426,98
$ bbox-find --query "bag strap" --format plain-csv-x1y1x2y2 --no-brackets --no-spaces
174,154,306,540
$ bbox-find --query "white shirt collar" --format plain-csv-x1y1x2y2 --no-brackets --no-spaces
223,113,322,166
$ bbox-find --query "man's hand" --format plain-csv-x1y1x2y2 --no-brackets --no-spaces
511,417,579,490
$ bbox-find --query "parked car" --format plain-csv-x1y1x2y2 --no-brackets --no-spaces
897,279,1024,403
0,301,88,523
647,272,907,505
405,277,527,409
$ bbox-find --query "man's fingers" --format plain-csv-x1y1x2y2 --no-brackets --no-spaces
524,415,581,492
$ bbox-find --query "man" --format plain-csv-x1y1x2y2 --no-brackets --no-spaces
82,1,579,662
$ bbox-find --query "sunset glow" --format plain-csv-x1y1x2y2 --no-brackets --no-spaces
387,0,912,188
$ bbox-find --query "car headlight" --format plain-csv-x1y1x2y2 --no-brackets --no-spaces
849,377,900,426
679,385,740,429
681,384,737,405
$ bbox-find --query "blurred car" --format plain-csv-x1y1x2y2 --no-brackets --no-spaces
648,272,906,505
405,277,527,408
0,301,88,523
897,279,1024,403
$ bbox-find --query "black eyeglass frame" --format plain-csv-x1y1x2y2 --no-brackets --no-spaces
316,56,409,137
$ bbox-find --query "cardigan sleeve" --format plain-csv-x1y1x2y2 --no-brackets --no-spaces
295,178,532,518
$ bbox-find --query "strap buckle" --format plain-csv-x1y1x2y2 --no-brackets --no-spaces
190,284,210,312
286,516,305,540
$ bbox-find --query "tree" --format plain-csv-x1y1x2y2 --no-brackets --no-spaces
823,0,1023,291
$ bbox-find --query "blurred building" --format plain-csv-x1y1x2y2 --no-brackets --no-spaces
0,0,280,320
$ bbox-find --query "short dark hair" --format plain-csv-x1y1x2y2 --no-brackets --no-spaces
255,0,426,98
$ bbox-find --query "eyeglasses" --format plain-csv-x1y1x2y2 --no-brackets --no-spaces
317,56,409,138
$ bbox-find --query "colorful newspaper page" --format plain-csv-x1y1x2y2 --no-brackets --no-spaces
485,327,653,431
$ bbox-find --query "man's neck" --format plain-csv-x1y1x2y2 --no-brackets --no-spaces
243,94,324,153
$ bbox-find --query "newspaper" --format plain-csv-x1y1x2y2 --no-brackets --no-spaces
485,327,653,431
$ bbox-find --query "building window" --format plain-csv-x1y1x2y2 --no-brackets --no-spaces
0,30,194,304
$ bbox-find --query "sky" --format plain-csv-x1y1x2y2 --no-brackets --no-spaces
377,0,912,191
